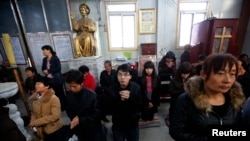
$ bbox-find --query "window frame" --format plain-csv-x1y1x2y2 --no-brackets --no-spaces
105,2,138,51
175,0,209,50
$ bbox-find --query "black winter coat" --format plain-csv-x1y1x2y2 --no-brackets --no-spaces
100,69,118,92
169,76,245,141
105,82,142,131
168,78,185,118
137,76,161,113
65,88,102,140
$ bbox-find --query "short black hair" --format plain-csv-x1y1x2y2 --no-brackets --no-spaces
117,64,132,74
165,51,176,61
238,54,248,60
78,65,89,73
104,60,112,66
198,54,206,61
34,76,51,88
25,67,37,74
66,70,84,84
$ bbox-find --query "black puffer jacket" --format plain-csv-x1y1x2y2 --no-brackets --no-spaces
168,78,185,119
66,88,102,139
105,82,142,131
169,76,245,141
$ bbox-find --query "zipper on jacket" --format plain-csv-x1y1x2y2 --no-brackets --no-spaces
211,111,223,125
219,118,223,125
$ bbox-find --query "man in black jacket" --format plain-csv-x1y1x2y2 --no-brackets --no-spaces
105,64,142,141
100,60,118,92
100,60,118,122
65,70,106,141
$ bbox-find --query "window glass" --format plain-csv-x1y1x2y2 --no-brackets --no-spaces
177,1,208,47
180,2,207,11
123,15,135,48
179,14,192,46
107,2,137,50
110,16,122,48
108,4,135,12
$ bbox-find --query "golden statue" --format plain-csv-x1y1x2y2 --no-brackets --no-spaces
71,3,96,57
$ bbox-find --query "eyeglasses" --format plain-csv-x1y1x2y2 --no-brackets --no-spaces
117,73,130,77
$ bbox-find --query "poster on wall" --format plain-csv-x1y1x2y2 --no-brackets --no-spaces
139,8,156,34
51,33,73,61
138,55,157,76
10,36,26,65
27,33,52,65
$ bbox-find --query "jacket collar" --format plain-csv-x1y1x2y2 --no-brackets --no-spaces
186,76,245,113
29,88,55,103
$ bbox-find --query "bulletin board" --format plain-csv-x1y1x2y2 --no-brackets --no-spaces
10,36,26,64
138,55,157,76
51,33,73,61
26,33,52,65
0,36,26,65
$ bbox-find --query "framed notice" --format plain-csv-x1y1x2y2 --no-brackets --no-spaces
138,55,157,76
27,33,52,65
51,33,73,61
10,36,26,65
139,8,156,34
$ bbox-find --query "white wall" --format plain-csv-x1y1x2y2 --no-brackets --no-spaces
157,0,182,62
210,0,242,18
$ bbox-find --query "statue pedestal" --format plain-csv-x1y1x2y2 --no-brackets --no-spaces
0,82,32,141
68,56,104,84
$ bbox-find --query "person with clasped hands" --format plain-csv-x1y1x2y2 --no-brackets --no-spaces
71,3,96,57
169,53,245,141
65,70,106,141
104,64,142,141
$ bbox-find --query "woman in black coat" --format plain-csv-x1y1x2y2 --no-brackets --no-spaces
169,54,245,141
168,62,193,121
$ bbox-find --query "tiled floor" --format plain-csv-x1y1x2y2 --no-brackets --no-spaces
15,94,174,141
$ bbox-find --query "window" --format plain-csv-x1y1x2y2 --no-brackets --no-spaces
106,2,137,51
177,1,208,48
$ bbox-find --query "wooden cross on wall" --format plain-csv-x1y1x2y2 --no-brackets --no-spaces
213,27,232,53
